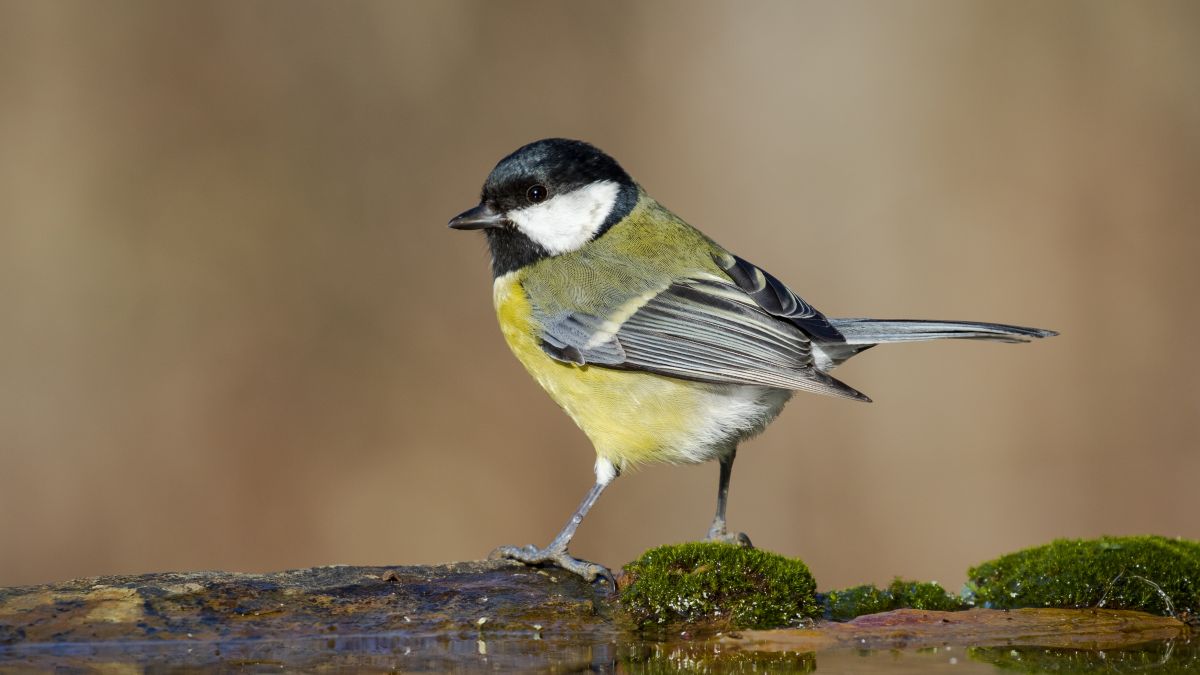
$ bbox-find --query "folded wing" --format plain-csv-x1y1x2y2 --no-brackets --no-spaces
538,277,869,402
710,251,846,342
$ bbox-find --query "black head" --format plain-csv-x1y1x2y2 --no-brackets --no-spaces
449,139,639,277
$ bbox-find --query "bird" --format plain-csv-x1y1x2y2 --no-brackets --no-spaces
448,138,1055,585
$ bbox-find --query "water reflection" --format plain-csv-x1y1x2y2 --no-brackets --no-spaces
618,641,816,673
1,632,1195,672
970,639,1200,674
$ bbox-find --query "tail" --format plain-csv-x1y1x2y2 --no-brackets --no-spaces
817,318,1057,369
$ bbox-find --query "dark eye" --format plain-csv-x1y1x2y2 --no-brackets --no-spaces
526,185,548,203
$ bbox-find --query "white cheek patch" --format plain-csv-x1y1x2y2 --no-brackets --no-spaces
508,180,620,255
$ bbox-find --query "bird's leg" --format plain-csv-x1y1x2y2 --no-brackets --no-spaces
490,458,617,585
705,447,753,547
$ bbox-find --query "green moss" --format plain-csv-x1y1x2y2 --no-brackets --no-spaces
823,579,965,621
619,543,819,631
892,578,966,611
823,584,891,620
966,535,1200,617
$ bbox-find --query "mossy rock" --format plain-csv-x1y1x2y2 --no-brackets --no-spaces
619,543,819,631
967,535,1200,617
823,578,966,621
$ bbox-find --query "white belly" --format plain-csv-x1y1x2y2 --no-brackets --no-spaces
658,384,793,465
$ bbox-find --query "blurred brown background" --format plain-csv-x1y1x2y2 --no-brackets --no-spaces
1,1,1197,591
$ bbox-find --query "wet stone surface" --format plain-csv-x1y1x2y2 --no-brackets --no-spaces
0,557,614,662
722,607,1190,652
1,561,1195,672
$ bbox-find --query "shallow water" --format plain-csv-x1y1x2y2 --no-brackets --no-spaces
2,631,1196,673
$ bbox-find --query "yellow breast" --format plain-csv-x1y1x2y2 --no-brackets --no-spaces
493,273,720,468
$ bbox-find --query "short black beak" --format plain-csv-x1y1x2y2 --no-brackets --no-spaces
448,203,508,230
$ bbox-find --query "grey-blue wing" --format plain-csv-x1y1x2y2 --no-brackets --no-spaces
537,277,868,402
711,251,845,343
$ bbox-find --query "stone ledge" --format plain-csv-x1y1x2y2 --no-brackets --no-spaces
0,561,613,645
1,563,1193,670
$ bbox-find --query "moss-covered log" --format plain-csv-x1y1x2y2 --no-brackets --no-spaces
2,537,1196,670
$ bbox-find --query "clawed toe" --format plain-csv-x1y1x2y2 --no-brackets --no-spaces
579,560,616,587
705,530,754,548
489,544,614,585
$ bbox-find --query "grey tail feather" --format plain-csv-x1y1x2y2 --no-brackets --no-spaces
808,366,872,403
818,318,1057,368
830,318,1057,344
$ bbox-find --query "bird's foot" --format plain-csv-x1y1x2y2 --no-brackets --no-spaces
489,544,615,586
705,525,754,548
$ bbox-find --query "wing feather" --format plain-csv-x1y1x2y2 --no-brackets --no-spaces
537,277,869,401
711,251,845,342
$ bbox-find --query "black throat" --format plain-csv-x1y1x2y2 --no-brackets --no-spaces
484,227,551,278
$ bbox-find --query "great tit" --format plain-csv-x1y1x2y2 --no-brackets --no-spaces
449,138,1055,584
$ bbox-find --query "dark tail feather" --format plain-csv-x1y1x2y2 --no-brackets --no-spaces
818,318,1057,368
